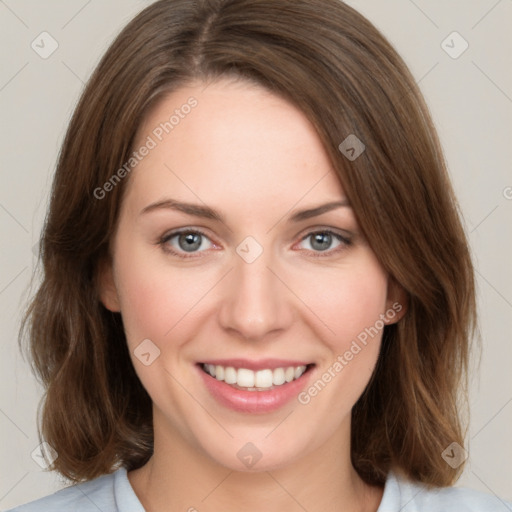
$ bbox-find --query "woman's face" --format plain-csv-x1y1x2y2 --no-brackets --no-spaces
100,78,403,472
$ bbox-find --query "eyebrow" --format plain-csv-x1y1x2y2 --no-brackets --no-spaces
139,198,350,222
289,200,350,222
140,198,223,221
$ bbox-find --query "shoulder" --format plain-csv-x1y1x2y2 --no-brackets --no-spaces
6,472,118,512
6,467,144,512
380,470,512,512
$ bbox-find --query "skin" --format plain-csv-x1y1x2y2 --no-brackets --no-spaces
99,77,406,512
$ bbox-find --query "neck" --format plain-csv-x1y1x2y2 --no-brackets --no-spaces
128,410,383,512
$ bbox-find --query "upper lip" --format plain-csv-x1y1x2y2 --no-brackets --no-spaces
199,359,313,371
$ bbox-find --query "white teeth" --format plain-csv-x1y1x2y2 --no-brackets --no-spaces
203,364,308,390
285,367,295,383
255,369,273,388
224,366,237,384
272,367,285,385
294,366,304,379
237,368,255,387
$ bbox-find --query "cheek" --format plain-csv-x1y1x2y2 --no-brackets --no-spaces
295,262,388,417
113,246,208,347
296,259,389,352
112,248,214,404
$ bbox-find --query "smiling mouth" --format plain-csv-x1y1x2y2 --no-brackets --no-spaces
199,363,315,391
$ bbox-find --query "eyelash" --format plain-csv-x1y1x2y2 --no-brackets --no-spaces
298,230,353,258
158,228,214,259
157,228,352,259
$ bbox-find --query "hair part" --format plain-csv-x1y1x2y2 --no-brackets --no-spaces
20,0,476,486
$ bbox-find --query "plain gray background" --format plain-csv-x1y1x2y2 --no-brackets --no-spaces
1,0,511,509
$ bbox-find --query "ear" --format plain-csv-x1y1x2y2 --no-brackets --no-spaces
96,255,121,312
384,276,408,325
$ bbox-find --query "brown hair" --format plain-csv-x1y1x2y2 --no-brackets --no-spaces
20,0,476,486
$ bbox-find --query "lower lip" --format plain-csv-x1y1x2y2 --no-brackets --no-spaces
197,365,314,413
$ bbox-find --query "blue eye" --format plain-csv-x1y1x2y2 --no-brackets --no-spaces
161,230,214,255
298,230,351,254
158,228,352,259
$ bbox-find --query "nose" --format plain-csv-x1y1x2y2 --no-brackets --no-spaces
217,251,294,342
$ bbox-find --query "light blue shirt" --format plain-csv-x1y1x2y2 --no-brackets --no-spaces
7,467,512,511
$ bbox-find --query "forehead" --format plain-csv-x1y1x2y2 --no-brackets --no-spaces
124,78,345,213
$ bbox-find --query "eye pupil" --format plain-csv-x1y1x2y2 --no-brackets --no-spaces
311,232,332,251
178,233,202,252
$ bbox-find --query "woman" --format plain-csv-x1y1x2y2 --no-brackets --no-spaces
10,0,510,510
